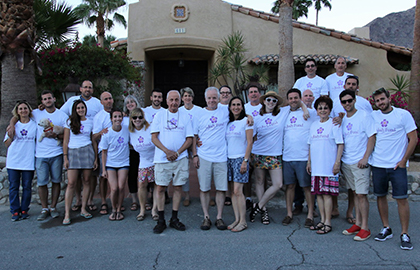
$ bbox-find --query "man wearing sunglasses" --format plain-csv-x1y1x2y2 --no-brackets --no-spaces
325,56,353,101
293,58,328,101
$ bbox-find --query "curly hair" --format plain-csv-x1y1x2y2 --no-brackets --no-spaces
69,99,87,135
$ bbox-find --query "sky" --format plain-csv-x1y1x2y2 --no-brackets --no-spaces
66,0,416,40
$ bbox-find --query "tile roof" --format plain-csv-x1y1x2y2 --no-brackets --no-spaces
249,54,359,66
231,5,413,57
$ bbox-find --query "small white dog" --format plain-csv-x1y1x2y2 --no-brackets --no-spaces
38,118,64,145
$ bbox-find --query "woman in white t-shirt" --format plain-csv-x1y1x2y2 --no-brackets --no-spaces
306,95,344,234
128,108,158,221
99,109,130,221
63,100,98,225
179,87,202,207
226,97,253,232
123,95,141,211
4,101,37,221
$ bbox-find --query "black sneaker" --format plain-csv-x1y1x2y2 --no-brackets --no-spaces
400,233,413,250
169,218,186,231
153,221,167,234
374,227,393,241
215,219,227,230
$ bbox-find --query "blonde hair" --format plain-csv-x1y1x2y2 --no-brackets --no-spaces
128,108,149,132
12,101,33,121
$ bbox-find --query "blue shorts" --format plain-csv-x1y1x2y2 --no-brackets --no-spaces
35,155,63,186
227,157,249,184
283,161,311,187
371,166,408,199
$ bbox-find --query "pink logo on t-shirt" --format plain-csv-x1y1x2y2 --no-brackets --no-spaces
337,80,343,86
252,110,258,117
307,82,313,88
117,137,124,144
210,116,217,123
169,118,178,126
265,118,272,125
346,123,353,131
20,129,28,136
188,114,193,120
138,136,144,143
80,124,84,132
317,127,324,134
381,119,388,127
229,125,235,131
290,116,297,124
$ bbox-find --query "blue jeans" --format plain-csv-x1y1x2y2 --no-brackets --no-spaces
8,169,34,214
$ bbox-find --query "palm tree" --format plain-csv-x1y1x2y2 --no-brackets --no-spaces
82,34,117,48
278,0,295,100
272,0,312,20
75,0,127,48
409,0,420,125
313,0,332,26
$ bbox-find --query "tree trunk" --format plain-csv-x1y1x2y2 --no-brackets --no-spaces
278,0,295,102
0,53,37,155
409,0,420,125
315,10,319,26
96,13,105,48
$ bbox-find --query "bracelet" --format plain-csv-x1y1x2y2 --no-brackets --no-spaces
176,151,180,157
193,155,198,158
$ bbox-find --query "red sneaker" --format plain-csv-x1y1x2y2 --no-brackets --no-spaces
342,224,361,235
354,229,371,241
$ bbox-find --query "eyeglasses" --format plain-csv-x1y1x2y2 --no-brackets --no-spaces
265,97,278,103
340,98,354,104
220,91,231,95
317,106,329,110
132,116,143,120
82,86,93,89
305,64,316,68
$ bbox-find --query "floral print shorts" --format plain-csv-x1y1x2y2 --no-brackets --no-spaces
251,154,282,170
138,165,155,183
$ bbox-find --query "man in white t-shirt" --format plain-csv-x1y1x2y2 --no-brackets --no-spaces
302,90,315,109
143,88,165,123
219,85,232,106
325,56,353,101
339,90,376,241
193,87,229,231
92,91,113,215
60,80,102,120
150,90,193,234
282,89,316,227
293,58,328,101
370,88,418,250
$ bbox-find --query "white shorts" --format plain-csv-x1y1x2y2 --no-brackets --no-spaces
196,157,227,192
155,157,189,187
341,162,371,195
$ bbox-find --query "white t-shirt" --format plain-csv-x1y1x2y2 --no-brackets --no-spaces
293,75,328,101
325,72,353,101
244,103,262,118
5,120,37,170
65,119,93,149
151,109,193,163
370,107,417,168
143,106,164,124
341,110,377,164
283,108,317,161
179,105,202,131
226,118,253,159
331,95,373,117
129,127,155,168
98,127,130,167
252,107,289,156
32,109,67,158
308,118,344,177
60,96,102,120
93,109,111,134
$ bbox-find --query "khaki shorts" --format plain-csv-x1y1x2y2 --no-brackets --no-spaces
341,162,371,195
155,157,189,187
197,157,228,192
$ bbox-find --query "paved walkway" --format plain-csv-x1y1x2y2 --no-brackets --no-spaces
1,197,419,269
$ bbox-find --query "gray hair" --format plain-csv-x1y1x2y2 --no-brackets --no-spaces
180,87,195,98
334,56,347,65
123,95,140,114
204,86,219,99
167,90,181,99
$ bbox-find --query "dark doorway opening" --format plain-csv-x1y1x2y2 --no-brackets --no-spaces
154,60,208,107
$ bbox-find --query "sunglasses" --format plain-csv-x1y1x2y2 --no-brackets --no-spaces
340,98,354,104
132,116,143,120
305,64,315,68
265,98,278,103
317,106,329,110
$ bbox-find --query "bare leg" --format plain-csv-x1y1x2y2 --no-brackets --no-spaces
107,170,118,212
116,169,129,212
233,182,246,225
332,196,339,217
317,195,325,224
352,190,361,227
151,184,158,216
87,175,97,206
285,183,296,218
64,170,78,220
138,180,148,216
323,195,333,226
38,185,49,209
172,186,182,211
346,189,355,220
99,177,108,205
377,195,389,228
254,168,265,202
303,187,314,219
156,185,166,211
200,191,210,218
80,169,92,215
73,176,82,207
358,193,369,230
229,182,239,224
396,198,410,235
215,190,226,219
50,182,61,208
258,169,283,209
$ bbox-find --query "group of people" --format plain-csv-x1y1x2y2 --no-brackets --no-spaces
4,56,417,251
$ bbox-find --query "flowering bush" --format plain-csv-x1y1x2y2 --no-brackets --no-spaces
367,90,410,111
36,43,144,106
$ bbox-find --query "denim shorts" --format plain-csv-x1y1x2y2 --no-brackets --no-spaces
283,161,311,187
371,166,408,199
35,155,63,186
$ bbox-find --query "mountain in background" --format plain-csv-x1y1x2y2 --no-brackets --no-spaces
364,6,415,48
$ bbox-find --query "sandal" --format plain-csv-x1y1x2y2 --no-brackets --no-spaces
224,197,232,206
62,218,71,225
232,223,247,232
145,203,152,211
130,202,139,211
87,204,97,211
317,224,332,234
71,204,81,212
100,204,108,215
151,213,159,221
136,214,145,221
116,212,124,221
261,209,270,225
120,206,125,212
250,203,261,223
109,211,116,221
346,216,356,224
310,222,324,231
228,221,239,230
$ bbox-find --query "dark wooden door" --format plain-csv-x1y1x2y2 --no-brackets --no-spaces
154,60,208,107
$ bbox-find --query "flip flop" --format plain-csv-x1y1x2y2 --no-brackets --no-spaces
145,203,152,211
109,212,116,221
71,204,81,212
80,212,93,219
130,202,139,211
62,218,71,225
88,204,97,211
224,197,232,206
317,224,332,234
232,223,247,232
346,217,356,224
116,212,124,221
100,204,108,215
136,214,145,221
